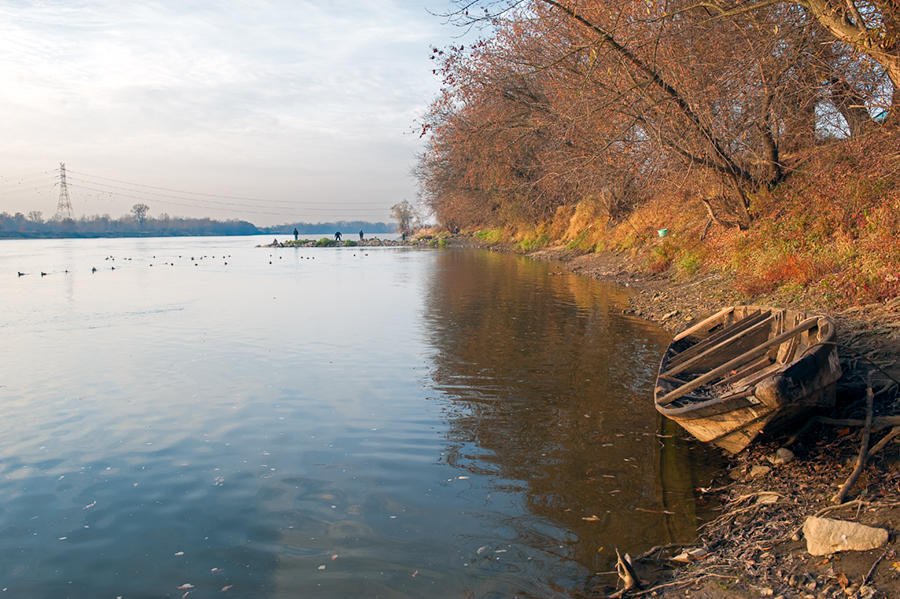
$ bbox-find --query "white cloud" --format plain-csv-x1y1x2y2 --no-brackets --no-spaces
0,0,451,224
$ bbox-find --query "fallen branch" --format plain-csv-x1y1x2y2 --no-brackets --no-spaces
631,571,738,597
868,425,900,458
813,415,900,430
833,374,875,504
634,543,686,561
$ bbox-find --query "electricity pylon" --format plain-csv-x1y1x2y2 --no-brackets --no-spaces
55,162,74,219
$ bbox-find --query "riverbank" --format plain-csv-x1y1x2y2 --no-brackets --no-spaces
261,235,448,248
464,237,899,599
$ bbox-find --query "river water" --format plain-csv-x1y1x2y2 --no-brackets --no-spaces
0,236,720,598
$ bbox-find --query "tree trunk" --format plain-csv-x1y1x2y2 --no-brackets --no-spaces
802,0,900,110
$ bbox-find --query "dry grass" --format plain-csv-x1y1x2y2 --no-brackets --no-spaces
489,128,899,309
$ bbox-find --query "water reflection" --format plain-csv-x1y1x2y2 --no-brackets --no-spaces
0,238,720,597
424,250,718,575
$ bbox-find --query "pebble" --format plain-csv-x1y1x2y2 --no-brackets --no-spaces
767,447,795,465
749,465,772,479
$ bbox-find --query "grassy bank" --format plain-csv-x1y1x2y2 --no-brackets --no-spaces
469,128,898,312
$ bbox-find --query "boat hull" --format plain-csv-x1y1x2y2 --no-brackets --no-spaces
663,382,836,454
654,306,841,453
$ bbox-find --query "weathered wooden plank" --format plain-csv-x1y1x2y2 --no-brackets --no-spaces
657,317,820,406
667,311,767,368
716,355,772,387
671,306,735,342
720,362,784,396
663,315,774,378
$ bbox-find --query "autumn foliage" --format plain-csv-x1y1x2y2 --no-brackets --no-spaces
418,0,898,306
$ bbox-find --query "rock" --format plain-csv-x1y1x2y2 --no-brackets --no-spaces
756,492,779,505
802,517,889,556
749,465,772,479
767,448,795,465
670,547,708,563
661,309,678,321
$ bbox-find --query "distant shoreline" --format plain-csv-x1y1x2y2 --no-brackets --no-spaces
261,234,449,249
0,231,261,240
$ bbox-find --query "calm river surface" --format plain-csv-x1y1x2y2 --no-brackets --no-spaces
0,236,720,598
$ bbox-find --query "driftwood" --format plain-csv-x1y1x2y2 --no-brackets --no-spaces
869,426,900,457
609,548,642,598
833,374,874,504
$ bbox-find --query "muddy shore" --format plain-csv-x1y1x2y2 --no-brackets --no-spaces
469,240,899,599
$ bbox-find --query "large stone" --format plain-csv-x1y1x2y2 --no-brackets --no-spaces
802,517,888,556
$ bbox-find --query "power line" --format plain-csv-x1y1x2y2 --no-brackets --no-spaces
66,174,388,212
65,182,391,217
65,169,391,208
0,176,57,192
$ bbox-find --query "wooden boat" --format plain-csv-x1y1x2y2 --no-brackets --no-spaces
654,306,842,453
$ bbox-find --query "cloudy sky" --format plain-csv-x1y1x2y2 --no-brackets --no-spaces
0,1,460,225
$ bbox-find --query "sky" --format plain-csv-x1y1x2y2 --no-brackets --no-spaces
0,0,462,225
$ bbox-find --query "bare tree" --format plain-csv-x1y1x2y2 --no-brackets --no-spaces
131,203,149,227
421,0,844,229
391,201,417,233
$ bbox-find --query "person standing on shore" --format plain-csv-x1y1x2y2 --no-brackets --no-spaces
293,228,299,241
359,230,364,241
334,231,342,241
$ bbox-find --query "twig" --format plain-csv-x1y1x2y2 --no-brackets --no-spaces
727,491,783,505
629,577,694,597
868,426,900,458
784,417,816,446
634,543,685,561
833,373,875,504
699,500,788,531
815,415,900,430
863,549,889,585
631,571,738,597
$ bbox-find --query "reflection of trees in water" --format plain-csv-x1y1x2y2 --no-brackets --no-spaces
424,250,715,571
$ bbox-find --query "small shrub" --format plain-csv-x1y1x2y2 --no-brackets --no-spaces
475,229,504,243
675,250,704,277
647,239,677,273
315,237,336,247
517,234,549,252
566,230,589,251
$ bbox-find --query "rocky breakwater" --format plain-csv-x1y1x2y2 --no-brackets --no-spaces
259,234,449,249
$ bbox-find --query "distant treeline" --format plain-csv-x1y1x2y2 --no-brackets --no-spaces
0,212,258,238
260,221,396,235
0,212,396,239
